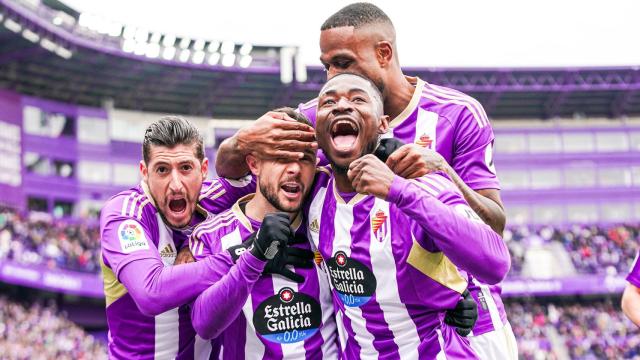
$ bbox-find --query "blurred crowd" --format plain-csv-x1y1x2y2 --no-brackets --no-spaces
0,296,106,359
507,299,640,360
505,224,640,276
0,207,100,272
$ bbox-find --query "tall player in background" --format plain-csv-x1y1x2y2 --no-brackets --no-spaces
100,116,257,359
214,3,515,358
307,72,510,359
622,252,640,327
189,108,338,359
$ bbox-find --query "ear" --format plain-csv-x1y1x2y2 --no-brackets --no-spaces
375,41,393,67
377,115,390,135
140,160,149,183
200,158,209,180
245,154,261,177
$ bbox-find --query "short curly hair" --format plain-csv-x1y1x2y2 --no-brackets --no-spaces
321,2,392,31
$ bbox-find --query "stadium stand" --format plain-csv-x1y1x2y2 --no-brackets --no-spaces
0,295,106,359
1,0,640,359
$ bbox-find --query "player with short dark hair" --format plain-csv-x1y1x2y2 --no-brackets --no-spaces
100,116,255,359
188,108,339,359
306,72,509,359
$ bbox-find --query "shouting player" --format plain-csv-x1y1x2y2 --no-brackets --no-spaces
307,72,509,359
100,116,255,359
214,3,514,358
188,108,338,359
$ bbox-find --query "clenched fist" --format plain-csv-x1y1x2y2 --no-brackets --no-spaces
386,144,445,179
347,154,395,199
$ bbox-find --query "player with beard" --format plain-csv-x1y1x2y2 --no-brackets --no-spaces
214,3,514,358
304,72,510,359
189,108,338,359
100,116,258,359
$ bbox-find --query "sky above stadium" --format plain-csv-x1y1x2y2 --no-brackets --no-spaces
65,0,639,68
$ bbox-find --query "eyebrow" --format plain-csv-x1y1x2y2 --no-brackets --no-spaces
320,87,370,98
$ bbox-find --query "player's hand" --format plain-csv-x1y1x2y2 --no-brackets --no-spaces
374,138,406,163
444,290,478,337
347,154,395,199
236,111,317,161
386,144,446,179
264,234,314,283
251,213,291,261
174,246,195,264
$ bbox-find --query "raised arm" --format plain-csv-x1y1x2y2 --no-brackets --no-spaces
348,155,510,285
215,111,316,178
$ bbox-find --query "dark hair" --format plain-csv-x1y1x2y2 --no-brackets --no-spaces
142,116,204,164
321,2,393,31
271,107,313,127
321,72,384,108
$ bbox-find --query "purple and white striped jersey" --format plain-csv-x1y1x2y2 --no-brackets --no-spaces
100,177,254,359
189,194,338,360
304,167,510,359
627,251,640,288
298,76,507,336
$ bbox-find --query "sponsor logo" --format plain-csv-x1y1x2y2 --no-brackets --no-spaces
309,218,319,233
253,287,321,344
415,134,433,148
118,220,149,253
371,209,388,242
327,251,376,307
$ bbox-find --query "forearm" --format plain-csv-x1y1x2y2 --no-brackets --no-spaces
622,284,640,327
191,252,265,339
119,254,231,316
215,135,250,179
443,164,505,236
387,177,510,284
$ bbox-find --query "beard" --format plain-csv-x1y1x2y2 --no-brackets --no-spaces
259,180,303,213
147,186,194,229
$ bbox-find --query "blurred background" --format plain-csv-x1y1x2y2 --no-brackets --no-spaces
0,0,639,358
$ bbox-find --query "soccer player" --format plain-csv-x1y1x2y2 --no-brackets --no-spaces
622,251,640,327
307,72,509,359
188,108,338,359
100,116,255,359
214,4,514,358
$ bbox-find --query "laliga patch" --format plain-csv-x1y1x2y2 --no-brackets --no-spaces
253,287,321,344
118,220,149,253
327,251,376,307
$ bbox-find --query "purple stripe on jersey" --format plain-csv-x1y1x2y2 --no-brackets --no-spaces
106,294,155,359
177,304,197,360
221,315,247,360
349,198,401,359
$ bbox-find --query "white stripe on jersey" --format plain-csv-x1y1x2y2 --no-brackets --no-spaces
307,186,339,359
271,275,303,359
221,226,243,251
194,335,213,359
243,296,266,360
194,212,237,238
426,83,489,127
473,278,503,331
410,180,439,197
420,90,488,131
368,198,421,360
435,329,447,360
414,109,438,150
127,194,142,218
120,193,134,216
154,308,180,359
136,199,150,220
201,183,223,199
332,202,378,360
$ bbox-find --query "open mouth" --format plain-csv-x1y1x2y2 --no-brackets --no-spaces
330,119,359,151
168,198,187,213
281,182,302,198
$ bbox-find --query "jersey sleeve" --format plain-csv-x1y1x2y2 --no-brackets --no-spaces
296,98,318,127
627,251,640,287
386,173,510,285
100,194,159,279
199,175,256,214
451,104,500,191
189,224,218,262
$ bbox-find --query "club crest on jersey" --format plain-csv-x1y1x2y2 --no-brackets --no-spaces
371,209,388,242
415,134,433,148
118,220,149,253
309,218,319,233
327,251,376,307
253,287,321,344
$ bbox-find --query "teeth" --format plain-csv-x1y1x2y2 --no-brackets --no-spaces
332,120,357,134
